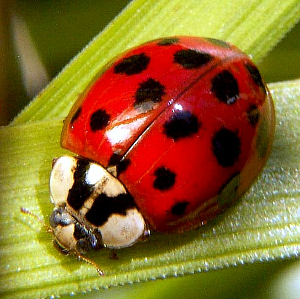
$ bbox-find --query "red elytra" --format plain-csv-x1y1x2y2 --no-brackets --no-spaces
61,36,275,232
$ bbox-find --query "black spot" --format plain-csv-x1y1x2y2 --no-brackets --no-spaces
114,53,150,75
205,38,231,48
212,128,241,167
85,193,136,226
157,38,179,46
117,159,131,175
163,110,199,140
174,49,213,69
211,70,239,105
90,109,110,132
108,153,131,175
108,153,122,165
218,173,240,196
217,173,240,208
135,78,166,107
153,166,176,191
171,201,190,216
246,63,266,93
256,116,270,159
247,104,260,126
67,159,94,211
70,107,82,124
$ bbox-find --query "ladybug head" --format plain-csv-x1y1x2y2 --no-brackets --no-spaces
49,156,149,251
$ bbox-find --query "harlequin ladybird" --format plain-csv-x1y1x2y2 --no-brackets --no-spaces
25,36,275,275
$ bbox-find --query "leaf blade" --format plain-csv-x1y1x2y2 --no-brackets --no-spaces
1,79,299,298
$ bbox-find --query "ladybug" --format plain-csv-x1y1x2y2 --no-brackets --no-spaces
45,36,275,274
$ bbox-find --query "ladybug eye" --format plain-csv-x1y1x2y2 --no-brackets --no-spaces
49,207,73,228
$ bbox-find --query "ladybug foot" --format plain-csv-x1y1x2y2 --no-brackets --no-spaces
110,250,119,260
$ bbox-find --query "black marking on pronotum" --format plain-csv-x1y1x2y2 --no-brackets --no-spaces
85,193,136,226
205,38,231,48
247,104,260,126
171,201,190,216
114,53,150,75
135,78,166,106
163,110,199,140
174,49,213,69
211,70,239,105
245,63,266,94
153,166,176,191
90,109,110,132
67,159,94,211
212,128,241,167
70,107,82,124
157,38,179,46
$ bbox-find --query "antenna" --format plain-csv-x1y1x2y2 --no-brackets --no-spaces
20,207,53,233
20,207,105,276
76,253,105,276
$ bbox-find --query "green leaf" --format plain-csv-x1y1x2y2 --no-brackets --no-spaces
12,0,300,125
1,80,299,298
1,0,300,298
